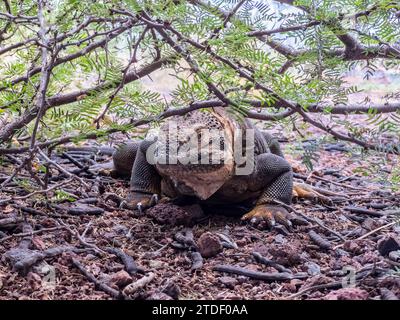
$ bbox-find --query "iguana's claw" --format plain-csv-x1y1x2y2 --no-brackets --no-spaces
241,205,295,230
121,192,159,212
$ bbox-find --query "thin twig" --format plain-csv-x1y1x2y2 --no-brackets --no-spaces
37,148,89,188
56,219,105,255
72,258,126,299
0,226,65,243
333,220,398,250
213,265,307,281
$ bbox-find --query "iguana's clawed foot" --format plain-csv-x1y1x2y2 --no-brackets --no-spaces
293,183,332,205
241,205,296,230
121,192,159,213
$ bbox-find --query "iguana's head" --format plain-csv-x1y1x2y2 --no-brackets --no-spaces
151,108,237,199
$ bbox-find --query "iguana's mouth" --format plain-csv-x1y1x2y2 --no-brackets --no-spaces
156,163,233,200
157,162,224,173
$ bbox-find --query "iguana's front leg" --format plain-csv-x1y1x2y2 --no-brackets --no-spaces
241,153,296,229
261,131,332,204
261,131,285,158
113,141,140,176
122,140,162,212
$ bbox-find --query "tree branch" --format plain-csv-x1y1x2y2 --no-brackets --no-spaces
30,0,51,149
0,21,135,92
189,0,400,61
1,97,399,156
146,14,234,107
0,57,172,143
208,0,246,40
93,26,150,126
247,21,320,37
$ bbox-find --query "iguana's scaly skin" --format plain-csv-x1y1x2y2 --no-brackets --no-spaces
113,108,301,228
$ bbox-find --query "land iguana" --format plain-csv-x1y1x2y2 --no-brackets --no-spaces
111,107,324,229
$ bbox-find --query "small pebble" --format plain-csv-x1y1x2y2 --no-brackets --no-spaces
323,288,369,300
108,270,132,289
377,236,400,256
197,232,223,258
147,292,173,300
274,234,287,244
388,250,400,262
218,276,238,289
305,261,321,276
162,281,181,299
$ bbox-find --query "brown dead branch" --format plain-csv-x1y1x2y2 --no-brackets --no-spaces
213,264,308,281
